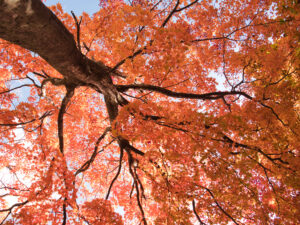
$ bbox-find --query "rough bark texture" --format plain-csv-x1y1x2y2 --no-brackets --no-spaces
0,0,124,120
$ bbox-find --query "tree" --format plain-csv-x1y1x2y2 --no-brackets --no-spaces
0,0,299,224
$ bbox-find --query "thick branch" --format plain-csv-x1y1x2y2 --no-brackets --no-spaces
62,201,67,225
0,0,124,105
117,84,253,100
58,88,74,154
119,138,145,156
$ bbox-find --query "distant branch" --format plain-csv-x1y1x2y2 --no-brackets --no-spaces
191,19,295,43
110,48,144,73
0,111,53,127
259,102,288,127
217,134,291,169
201,186,239,225
75,127,111,176
110,0,199,72
161,0,198,27
0,200,29,225
263,167,280,213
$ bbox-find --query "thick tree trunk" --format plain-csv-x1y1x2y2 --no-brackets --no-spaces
0,0,124,120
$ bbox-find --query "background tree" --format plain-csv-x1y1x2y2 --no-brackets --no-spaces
0,0,299,224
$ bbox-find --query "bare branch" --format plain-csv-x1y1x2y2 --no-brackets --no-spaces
0,200,28,213
215,134,292,170
58,87,75,154
0,84,33,95
127,152,147,225
151,0,163,11
110,0,199,72
203,187,239,225
62,201,67,225
0,200,29,225
71,11,82,53
0,111,53,127
106,147,124,200
75,127,111,176
263,167,280,213
191,19,295,43
33,70,50,78
192,199,206,225
110,48,144,73
117,84,253,100
161,0,180,28
175,0,198,12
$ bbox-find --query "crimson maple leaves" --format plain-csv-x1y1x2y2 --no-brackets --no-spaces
0,0,299,224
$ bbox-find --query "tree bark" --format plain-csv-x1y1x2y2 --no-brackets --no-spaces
0,0,125,120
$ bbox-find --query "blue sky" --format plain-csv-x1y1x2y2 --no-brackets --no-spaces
45,0,100,15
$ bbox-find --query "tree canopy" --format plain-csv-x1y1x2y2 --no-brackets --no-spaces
0,0,299,224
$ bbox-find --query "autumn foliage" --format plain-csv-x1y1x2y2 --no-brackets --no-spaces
0,0,299,224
